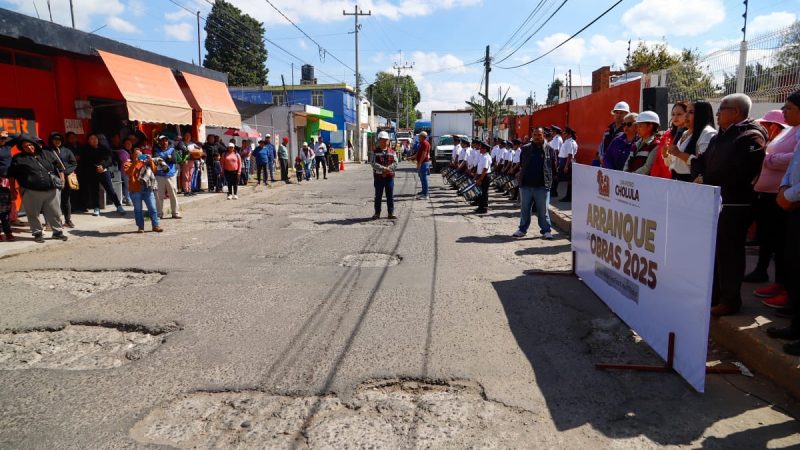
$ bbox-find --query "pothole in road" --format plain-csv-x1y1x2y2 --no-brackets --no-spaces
0,269,165,299
341,252,401,268
130,378,541,449
0,321,179,370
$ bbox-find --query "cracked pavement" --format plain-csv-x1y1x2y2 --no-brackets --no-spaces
1,164,798,449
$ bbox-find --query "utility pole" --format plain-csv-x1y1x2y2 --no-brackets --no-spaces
393,61,414,130
69,0,75,28
196,11,201,66
344,5,371,162
484,45,491,139
736,0,749,93
566,69,573,126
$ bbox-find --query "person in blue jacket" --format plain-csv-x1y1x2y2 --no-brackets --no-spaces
253,139,270,186
264,134,277,182
154,135,181,219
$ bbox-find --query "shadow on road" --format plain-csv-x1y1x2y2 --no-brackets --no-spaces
514,243,571,256
491,274,798,446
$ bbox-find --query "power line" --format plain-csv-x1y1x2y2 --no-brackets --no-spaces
493,0,569,65
494,0,548,57
497,0,625,70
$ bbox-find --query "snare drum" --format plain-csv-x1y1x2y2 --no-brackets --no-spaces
461,182,482,202
502,176,520,191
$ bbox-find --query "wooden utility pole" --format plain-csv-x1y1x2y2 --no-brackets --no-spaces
484,45,491,139
393,61,414,129
343,5,371,162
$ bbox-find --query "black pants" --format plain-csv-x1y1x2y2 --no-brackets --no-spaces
478,176,490,210
784,210,800,330
224,171,238,195
712,206,752,309
87,171,121,209
315,155,327,179
279,158,289,181
60,186,72,222
373,176,394,215
256,163,269,184
753,193,787,283
296,166,303,182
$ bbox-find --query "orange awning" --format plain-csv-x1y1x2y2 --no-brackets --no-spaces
180,72,241,129
97,50,193,125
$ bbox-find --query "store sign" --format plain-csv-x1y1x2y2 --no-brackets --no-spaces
64,119,84,135
571,164,721,392
0,108,36,135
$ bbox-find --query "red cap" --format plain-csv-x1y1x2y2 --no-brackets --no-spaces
282,136,289,143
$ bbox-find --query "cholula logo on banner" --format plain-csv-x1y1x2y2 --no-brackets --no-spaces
596,170,610,197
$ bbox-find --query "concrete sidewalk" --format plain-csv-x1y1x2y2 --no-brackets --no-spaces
546,186,800,400
0,179,298,260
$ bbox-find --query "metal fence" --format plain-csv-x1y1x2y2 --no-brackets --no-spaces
651,22,800,104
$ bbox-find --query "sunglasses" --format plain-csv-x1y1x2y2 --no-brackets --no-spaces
623,122,635,127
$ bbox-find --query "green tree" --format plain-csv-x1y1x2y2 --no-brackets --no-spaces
366,72,421,129
776,21,800,68
625,42,680,73
204,0,268,86
546,78,563,105
666,49,716,101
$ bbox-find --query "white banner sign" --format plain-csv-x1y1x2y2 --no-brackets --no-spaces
571,164,721,392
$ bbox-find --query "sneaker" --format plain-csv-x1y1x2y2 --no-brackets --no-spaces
116,205,126,215
762,293,789,309
64,221,75,228
388,214,398,220
33,234,45,243
371,214,380,220
137,228,144,233
122,199,132,206
152,226,164,233
52,233,68,241
416,195,429,200
227,195,232,200
232,195,238,200
512,230,526,238
92,208,100,216
172,214,182,219
755,284,785,298
543,232,554,240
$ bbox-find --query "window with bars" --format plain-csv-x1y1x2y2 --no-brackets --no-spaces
312,90,323,107
273,93,284,105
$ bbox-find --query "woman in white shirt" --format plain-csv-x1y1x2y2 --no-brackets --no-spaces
666,101,717,182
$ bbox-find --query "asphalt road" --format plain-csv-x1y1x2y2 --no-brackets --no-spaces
1,163,798,449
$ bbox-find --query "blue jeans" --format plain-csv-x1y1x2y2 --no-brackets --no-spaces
131,188,159,229
518,186,551,234
374,176,394,215
418,161,431,196
120,172,131,202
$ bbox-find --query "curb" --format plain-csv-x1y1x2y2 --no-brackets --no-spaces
547,204,800,400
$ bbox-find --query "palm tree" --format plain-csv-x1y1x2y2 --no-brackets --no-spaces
466,92,512,138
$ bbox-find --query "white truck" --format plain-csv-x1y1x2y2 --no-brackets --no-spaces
430,110,474,172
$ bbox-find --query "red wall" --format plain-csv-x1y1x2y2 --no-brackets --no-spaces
529,80,641,164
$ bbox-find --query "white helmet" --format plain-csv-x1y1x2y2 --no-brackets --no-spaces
377,131,390,140
612,101,631,114
636,110,660,125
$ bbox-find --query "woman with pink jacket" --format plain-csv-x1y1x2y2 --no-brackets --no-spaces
747,110,798,309
222,142,242,200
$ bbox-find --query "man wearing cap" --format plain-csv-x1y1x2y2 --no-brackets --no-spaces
415,131,431,199
513,128,554,239
278,136,290,183
8,135,67,243
314,137,328,180
154,135,181,219
474,141,492,214
598,101,630,164
370,131,397,219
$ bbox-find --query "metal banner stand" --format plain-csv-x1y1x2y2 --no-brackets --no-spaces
525,251,741,376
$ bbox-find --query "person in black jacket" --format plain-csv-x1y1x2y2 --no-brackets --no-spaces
691,94,767,317
82,133,125,217
0,131,13,241
48,132,77,228
513,128,556,239
7,135,67,243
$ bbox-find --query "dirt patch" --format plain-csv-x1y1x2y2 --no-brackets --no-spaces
0,269,164,299
130,379,542,449
0,321,178,370
341,253,401,268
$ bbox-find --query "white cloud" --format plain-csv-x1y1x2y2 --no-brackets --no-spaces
621,0,725,37
165,23,194,42
165,9,193,22
217,0,482,25
749,12,797,36
415,79,525,118
107,16,137,33
534,33,585,64
128,0,146,17
4,0,124,30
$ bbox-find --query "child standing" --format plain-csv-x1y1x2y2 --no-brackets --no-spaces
213,153,224,193
294,156,304,183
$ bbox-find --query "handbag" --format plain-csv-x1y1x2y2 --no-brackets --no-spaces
34,154,64,190
53,150,79,190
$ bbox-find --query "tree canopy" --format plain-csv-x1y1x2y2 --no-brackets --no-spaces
625,42,680,73
546,78,563,105
203,0,268,86
366,72,421,129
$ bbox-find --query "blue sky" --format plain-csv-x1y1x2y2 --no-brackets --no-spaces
3,0,799,117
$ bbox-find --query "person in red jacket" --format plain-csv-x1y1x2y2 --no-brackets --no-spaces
416,131,431,200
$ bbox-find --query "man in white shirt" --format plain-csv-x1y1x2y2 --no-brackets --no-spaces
548,125,564,196
450,136,461,166
313,137,328,180
474,141,492,214
457,138,472,172
558,127,578,202
490,138,501,167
